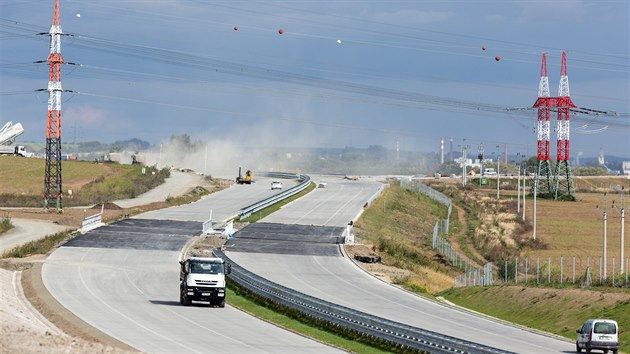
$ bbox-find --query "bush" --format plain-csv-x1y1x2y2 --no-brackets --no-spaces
0,216,13,234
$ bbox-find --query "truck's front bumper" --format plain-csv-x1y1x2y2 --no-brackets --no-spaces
186,287,225,301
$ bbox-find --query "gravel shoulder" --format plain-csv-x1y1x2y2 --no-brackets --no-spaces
1,259,136,353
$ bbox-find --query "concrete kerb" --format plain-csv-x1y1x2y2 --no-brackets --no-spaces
339,245,572,345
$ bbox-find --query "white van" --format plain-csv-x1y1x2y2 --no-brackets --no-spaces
576,318,619,354
483,168,497,176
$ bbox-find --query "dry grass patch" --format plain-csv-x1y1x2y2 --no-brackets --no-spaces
518,192,628,262
352,185,458,293
0,157,126,195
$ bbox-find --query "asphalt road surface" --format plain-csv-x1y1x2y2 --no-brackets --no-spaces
139,177,284,222
114,170,204,208
43,181,340,353
227,178,574,353
262,177,383,226
0,218,71,254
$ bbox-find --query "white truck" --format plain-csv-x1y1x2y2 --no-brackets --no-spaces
0,145,32,157
179,257,231,307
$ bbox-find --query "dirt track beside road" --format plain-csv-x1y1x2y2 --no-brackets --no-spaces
0,258,137,353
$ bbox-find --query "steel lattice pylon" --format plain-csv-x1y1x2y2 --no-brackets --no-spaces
44,0,64,210
553,52,576,200
532,52,554,197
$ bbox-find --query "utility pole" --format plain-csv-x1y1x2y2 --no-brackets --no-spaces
478,142,484,188
522,173,527,222
461,145,467,187
496,145,500,199
597,193,609,279
533,172,537,240
516,152,523,214
612,187,625,274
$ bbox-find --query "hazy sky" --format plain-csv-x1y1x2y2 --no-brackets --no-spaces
1,0,628,158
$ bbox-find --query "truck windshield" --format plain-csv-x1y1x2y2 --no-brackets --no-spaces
190,262,224,274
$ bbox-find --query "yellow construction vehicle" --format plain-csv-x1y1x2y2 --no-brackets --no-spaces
236,167,252,184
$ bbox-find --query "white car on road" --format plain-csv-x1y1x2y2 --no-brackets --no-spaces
271,181,283,190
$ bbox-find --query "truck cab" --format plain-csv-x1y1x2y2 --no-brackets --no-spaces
179,257,231,307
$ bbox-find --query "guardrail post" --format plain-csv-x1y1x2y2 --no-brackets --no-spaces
344,223,354,244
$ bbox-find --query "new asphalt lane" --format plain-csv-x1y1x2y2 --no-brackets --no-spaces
226,177,575,353
42,179,341,353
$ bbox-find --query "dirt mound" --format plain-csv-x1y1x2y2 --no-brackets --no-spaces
90,202,122,210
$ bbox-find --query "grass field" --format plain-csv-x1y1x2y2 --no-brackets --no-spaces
509,191,628,276
0,156,126,195
440,285,629,353
0,156,169,207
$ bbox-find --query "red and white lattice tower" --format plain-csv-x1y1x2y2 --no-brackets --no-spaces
44,0,64,209
532,52,554,196
553,51,576,199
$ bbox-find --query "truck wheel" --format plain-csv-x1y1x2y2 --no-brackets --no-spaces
218,299,225,308
180,290,191,306
575,342,581,353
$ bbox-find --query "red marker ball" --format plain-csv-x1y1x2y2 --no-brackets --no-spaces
495,56,501,61
278,28,284,34
234,26,238,31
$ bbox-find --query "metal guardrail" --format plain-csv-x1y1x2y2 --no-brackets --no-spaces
80,204,104,234
214,249,513,354
237,173,311,219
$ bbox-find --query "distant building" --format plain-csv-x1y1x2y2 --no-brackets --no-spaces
454,157,473,167
623,161,630,176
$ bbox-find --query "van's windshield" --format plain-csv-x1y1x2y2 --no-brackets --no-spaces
190,262,224,275
593,322,616,334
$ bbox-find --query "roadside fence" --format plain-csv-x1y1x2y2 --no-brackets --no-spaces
497,256,629,288
401,179,451,234
400,179,493,286
432,221,494,287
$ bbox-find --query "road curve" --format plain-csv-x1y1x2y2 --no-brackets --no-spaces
227,178,574,353
42,181,341,353
0,218,71,254
139,177,283,222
